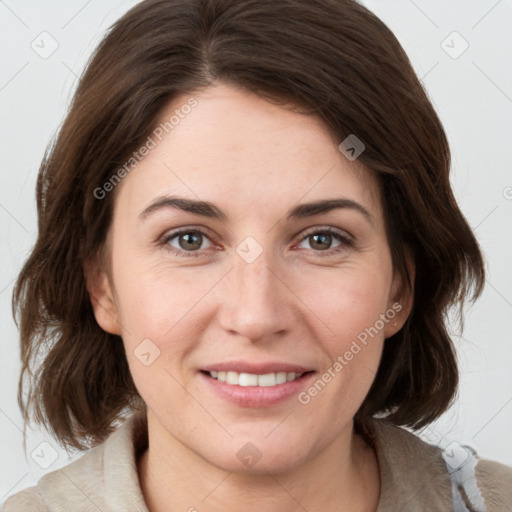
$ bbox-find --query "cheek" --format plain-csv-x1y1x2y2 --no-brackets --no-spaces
298,259,393,348
112,246,204,327
112,264,208,403
300,263,392,409
111,255,227,369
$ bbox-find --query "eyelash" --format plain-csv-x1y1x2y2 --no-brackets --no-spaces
160,227,355,259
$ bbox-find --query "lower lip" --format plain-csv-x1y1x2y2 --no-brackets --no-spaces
199,371,315,408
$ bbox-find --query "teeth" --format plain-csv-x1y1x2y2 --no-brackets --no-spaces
258,373,276,386
276,372,287,384
208,370,304,386
239,373,258,386
226,371,238,385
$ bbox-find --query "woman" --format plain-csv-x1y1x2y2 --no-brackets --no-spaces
4,0,511,510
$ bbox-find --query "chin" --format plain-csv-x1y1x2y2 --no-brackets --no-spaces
198,433,316,476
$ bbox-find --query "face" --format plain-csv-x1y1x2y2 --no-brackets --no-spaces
87,82,412,474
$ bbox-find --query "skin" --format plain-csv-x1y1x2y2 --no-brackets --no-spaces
85,82,414,512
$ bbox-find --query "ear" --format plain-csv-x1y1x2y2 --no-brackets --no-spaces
384,249,415,339
83,255,123,336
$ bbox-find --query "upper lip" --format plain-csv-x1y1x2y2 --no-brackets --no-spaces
201,361,313,374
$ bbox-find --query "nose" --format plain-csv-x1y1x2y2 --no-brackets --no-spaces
216,243,297,343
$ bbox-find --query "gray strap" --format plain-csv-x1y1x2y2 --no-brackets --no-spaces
441,443,487,512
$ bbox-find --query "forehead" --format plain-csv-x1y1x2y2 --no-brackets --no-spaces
115,83,382,223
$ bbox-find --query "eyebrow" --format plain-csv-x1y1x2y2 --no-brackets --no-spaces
138,195,374,225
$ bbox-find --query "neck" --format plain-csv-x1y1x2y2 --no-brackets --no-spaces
137,412,380,512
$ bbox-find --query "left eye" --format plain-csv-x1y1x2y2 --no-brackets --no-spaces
164,230,212,255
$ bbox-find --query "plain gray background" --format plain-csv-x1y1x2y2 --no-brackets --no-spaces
1,0,511,504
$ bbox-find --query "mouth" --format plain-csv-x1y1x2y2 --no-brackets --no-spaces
199,364,316,407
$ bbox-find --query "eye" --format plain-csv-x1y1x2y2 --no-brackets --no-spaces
296,227,354,256
162,229,213,257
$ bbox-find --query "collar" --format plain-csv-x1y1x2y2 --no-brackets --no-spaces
38,412,453,511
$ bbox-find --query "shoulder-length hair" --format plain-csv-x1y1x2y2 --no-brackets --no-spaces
13,0,484,450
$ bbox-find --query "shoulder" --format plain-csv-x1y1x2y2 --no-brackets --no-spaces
2,487,47,511
366,418,512,510
475,458,512,509
2,412,148,512
1,442,107,512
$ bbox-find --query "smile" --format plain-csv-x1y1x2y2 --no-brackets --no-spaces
200,367,315,408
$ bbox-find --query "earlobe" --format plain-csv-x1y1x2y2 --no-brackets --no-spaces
83,257,123,336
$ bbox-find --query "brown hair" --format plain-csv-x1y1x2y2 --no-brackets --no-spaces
13,0,485,451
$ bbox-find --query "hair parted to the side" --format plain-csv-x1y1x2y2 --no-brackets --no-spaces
12,0,485,451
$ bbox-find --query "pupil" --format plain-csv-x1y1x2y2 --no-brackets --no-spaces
312,233,330,250
181,233,201,250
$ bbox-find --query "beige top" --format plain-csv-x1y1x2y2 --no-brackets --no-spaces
2,412,511,511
